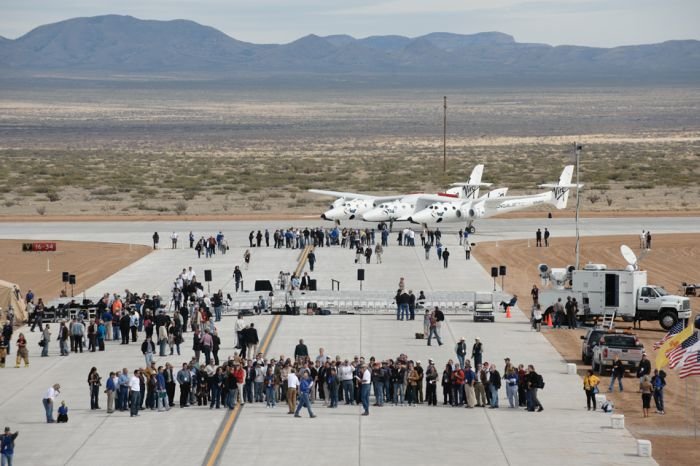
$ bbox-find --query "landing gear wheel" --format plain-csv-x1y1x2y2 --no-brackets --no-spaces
467,226,476,234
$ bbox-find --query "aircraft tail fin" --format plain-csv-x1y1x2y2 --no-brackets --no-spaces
538,165,581,209
449,164,492,199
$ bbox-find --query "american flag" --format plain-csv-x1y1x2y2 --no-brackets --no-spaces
653,321,685,350
667,333,699,369
679,351,700,379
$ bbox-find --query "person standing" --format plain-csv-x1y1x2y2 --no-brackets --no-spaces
488,365,501,408
105,372,116,413
464,363,477,408
442,248,450,268
651,369,666,414
609,355,625,392
583,370,600,411
40,324,51,357
177,363,191,408
129,370,141,417
532,304,543,332
535,228,542,247
294,372,316,418
425,359,438,406
503,363,519,408
243,250,251,270
308,250,316,271
141,336,156,367
286,368,299,414
152,232,159,250
530,285,539,305
472,338,483,367
455,337,467,369
14,334,28,368
464,241,472,260
88,367,101,410
359,364,371,415
1,427,18,466
171,232,178,249
544,228,550,247
42,384,60,423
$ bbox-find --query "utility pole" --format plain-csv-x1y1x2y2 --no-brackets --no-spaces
443,96,447,172
574,142,582,270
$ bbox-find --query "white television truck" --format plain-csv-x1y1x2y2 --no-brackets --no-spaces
538,246,691,330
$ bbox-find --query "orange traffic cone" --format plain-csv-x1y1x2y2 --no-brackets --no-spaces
546,313,553,327
506,306,512,319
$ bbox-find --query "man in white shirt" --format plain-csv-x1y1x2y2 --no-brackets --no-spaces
360,364,371,415
235,316,246,349
187,267,196,283
42,384,60,423
338,360,354,405
286,368,299,414
129,370,141,417
171,232,178,249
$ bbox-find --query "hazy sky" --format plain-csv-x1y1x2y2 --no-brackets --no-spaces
2,0,698,46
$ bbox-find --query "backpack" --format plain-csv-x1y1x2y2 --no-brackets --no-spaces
435,310,445,322
536,374,545,389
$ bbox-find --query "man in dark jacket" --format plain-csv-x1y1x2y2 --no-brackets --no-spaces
119,313,130,345
294,339,309,362
525,365,544,412
488,366,501,408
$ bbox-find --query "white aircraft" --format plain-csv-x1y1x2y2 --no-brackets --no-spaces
409,165,579,233
361,165,491,222
309,164,489,223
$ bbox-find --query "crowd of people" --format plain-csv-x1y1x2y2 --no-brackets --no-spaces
43,333,545,423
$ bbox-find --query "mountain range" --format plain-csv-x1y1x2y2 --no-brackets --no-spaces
1,15,699,82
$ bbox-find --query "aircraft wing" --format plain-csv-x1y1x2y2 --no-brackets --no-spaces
480,193,536,208
308,189,401,201
408,194,463,204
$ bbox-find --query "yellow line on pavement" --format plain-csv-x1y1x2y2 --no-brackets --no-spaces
203,313,282,466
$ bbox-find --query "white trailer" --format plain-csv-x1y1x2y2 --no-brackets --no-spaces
539,264,691,330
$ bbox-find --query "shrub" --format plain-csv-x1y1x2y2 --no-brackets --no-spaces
174,200,188,215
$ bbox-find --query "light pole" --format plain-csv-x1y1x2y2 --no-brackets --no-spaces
443,96,447,173
574,143,583,270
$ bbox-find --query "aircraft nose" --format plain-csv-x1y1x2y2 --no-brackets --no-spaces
411,210,431,224
321,213,328,220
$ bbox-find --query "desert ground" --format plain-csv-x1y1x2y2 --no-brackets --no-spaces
0,239,151,302
0,85,698,217
473,233,700,466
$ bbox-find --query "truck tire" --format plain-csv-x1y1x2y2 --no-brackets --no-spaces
658,310,678,330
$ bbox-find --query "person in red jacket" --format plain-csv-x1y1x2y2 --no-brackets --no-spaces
451,364,465,406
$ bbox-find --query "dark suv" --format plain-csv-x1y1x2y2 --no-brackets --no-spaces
580,328,607,364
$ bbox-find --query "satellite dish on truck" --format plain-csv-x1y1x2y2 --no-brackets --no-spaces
620,245,638,271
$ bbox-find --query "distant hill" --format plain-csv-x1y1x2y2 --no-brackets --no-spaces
1,14,699,82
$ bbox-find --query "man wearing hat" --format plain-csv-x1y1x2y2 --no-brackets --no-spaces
472,337,483,367
455,337,467,369
1,426,18,465
42,384,60,423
